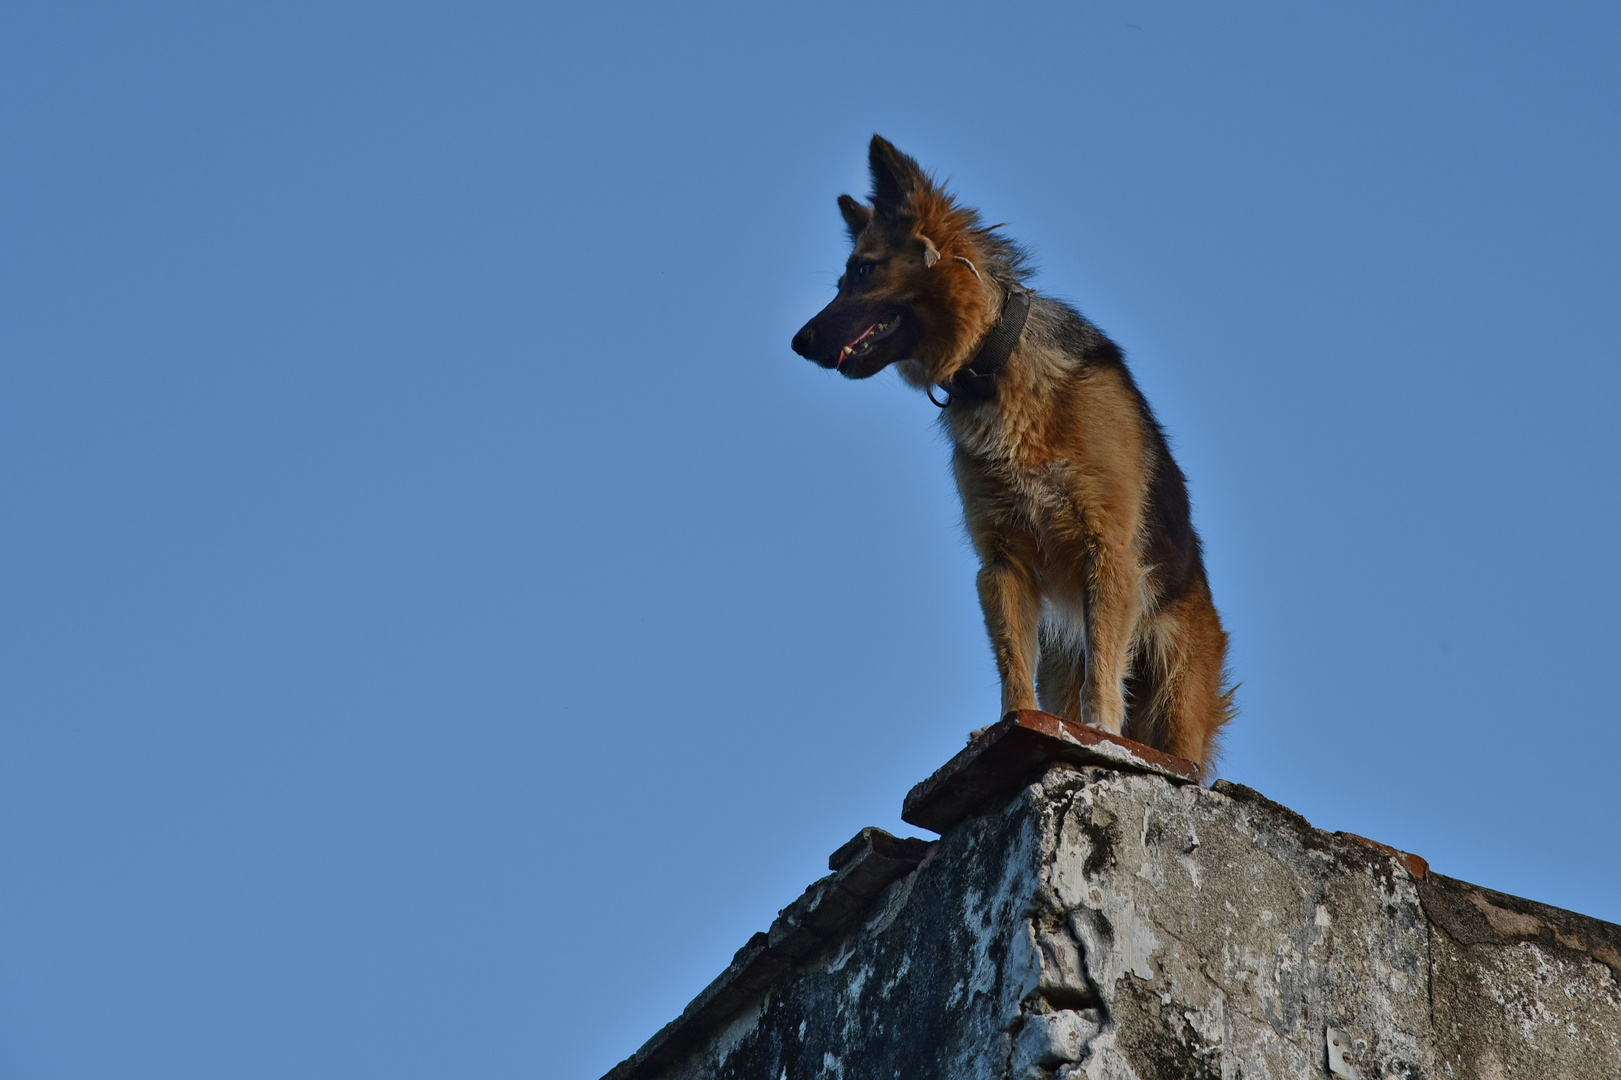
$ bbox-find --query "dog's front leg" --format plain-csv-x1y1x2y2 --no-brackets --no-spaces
1079,536,1141,735
976,559,1042,715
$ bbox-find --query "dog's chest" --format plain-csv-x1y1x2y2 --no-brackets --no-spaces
949,408,1083,530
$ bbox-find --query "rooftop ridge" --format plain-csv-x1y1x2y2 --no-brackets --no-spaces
600,713,1621,1080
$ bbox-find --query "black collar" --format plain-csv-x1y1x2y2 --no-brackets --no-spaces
936,288,1031,404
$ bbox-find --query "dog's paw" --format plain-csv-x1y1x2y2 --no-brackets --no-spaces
966,727,988,743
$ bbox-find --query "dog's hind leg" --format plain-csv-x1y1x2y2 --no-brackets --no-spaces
1130,582,1233,779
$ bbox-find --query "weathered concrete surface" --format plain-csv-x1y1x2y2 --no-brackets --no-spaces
1420,873,1621,1078
607,760,1621,1080
603,828,933,1079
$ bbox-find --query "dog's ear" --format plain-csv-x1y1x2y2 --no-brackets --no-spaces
837,194,873,241
869,134,926,216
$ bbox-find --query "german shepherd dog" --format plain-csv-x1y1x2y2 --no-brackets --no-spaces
791,136,1234,777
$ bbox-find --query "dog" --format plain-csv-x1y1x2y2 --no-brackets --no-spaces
791,136,1235,777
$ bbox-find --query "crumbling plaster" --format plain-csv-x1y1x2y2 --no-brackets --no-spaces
625,764,1621,1080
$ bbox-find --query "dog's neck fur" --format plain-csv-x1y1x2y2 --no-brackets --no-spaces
938,281,1030,401
874,166,1033,392
864,155,1072,446
942,296,1077,466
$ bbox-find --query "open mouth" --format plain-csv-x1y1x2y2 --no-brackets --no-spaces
836,315,902,368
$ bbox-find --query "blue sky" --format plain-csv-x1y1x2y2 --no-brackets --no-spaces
3,3,1619,1078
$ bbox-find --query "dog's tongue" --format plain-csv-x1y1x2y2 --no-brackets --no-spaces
837,322,881,368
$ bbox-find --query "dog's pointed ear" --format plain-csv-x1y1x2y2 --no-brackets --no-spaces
837,194,873,241
869,134,926,216
918,234,941,267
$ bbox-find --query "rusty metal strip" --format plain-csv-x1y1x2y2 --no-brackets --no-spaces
901,710,1200,835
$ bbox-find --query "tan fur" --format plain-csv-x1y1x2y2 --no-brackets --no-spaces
796,138,1235,777
949,297,1232,775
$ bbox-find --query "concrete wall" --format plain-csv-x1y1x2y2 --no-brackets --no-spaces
606,750,1621,1079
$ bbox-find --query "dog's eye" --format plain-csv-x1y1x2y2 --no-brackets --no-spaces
853,261,875,282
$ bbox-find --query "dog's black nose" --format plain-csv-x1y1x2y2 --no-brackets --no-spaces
791,323,815,358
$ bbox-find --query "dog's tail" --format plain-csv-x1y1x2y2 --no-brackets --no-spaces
1198,676,1239,783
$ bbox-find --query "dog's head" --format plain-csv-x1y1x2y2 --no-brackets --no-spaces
791,136,1026,387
